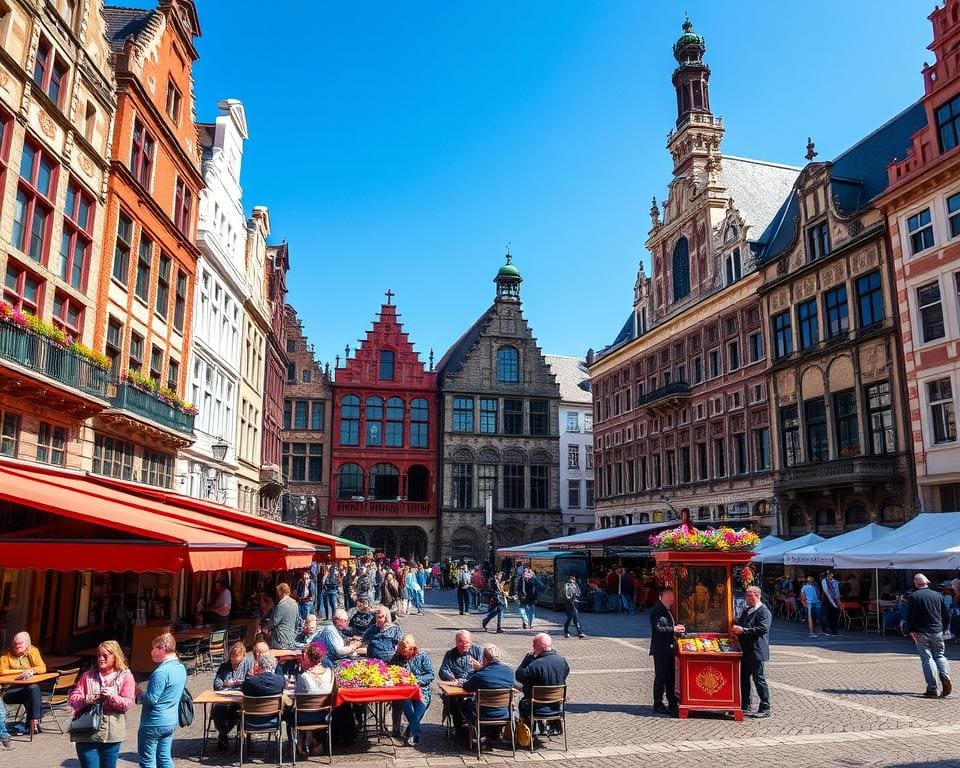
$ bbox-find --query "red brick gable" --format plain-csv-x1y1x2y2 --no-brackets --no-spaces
336,302,437,389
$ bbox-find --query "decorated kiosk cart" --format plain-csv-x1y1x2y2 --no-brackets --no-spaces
650,520,758,721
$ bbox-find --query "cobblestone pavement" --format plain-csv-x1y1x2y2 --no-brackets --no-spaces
9,588,960,767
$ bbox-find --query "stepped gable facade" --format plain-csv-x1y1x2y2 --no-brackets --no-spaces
437,256,561,562
330,295,438,560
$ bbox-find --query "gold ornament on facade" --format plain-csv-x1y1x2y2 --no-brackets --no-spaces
695,666,725,696
38,110,56,139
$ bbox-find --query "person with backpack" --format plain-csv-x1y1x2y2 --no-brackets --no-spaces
456,565,471,615
517,569,542,630
136,632,186,768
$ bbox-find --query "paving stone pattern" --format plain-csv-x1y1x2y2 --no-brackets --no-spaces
8,589,960,767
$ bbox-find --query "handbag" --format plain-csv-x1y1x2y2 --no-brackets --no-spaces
514,717,532,747
69,700,103,736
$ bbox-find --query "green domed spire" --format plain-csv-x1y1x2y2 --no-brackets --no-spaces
673,15,705,62
494,248,522,301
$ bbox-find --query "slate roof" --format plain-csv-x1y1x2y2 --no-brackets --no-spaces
435,305,496,387
102,5,154,51
544,355,592,404
759,100,927,262
718,156,801,239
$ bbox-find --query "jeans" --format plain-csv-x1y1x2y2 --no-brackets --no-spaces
322,591,338,620
740,657,770,712
457,587,469,614
402,698,430,736
3,684,41,720
410,591,424,613
211,703,240,737
298,601,311,621
563,602,582,636
76,740,121,768
0,711,9,740
915,632,951,691
519,603,536,628
482,604,503,631
138,725,176,768
618,594,634,614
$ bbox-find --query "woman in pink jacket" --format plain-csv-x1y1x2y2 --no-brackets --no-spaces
68,640,136,768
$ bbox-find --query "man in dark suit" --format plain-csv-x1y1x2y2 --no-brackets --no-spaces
241,652,285,697
732,585,773,717
461,644,514,744
649,587,684,715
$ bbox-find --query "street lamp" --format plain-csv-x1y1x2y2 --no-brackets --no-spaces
211,438,229,462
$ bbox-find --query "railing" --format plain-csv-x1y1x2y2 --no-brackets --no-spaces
109,381,195,435
775,455,902,489
0,322,109,399
333,499,433,517
637,382,691,408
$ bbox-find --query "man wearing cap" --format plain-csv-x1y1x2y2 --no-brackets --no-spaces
906,573,952,698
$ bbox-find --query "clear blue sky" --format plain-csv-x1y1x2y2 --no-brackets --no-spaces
131,1,931,367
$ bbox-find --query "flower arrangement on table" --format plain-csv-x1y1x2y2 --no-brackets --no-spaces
649,523,759,552
336,658,417,688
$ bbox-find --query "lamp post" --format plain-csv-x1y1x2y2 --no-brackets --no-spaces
485,496,495,571
211,438,229,462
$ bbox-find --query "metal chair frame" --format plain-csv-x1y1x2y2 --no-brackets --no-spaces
39,667,81,734
468,688,515,761
291,689,335,765
525,684,568,752
176,638,203,676
240,694,285,768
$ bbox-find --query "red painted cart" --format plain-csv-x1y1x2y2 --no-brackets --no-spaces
653,549,754,721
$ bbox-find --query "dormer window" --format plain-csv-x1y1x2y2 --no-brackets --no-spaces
936,93,960,153
724,248,741,285
807,221,830,262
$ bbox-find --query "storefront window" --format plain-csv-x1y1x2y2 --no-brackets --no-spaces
676,566,729,634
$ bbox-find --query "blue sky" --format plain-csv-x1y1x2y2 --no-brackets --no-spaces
134,1,931,367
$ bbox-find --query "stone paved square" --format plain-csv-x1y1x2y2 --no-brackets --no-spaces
7,589,960,768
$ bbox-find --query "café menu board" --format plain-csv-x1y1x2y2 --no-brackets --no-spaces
678,635,740,654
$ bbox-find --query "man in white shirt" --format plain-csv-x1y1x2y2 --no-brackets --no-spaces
209,579,232,630
820,571,841,636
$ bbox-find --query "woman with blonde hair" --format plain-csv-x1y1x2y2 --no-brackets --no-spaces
389,634,434,745
68,640,136,768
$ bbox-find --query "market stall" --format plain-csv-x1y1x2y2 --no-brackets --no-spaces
650,521,759,721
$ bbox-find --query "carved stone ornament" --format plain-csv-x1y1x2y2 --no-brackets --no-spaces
850,245,879,276
796,275,818,301
771,289,789,313
0,71,9,90
78,155,94,176
38,111,56,139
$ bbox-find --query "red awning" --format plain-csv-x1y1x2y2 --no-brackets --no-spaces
0,462,245,572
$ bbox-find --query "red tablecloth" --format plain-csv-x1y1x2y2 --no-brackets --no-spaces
335,684,422,707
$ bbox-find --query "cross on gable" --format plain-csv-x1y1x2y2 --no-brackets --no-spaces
384,289,394,305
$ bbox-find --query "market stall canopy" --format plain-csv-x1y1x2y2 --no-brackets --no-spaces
751,532,825,564
547,521,682,553
831,513,960,570
756,535,784,552
783,524,893,567
0,461,244,572
497,538,566,557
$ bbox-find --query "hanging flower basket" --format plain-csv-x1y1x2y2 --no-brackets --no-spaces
649,523,759,552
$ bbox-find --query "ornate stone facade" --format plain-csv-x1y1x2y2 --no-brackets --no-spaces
592,19,797,535
437,256,561,562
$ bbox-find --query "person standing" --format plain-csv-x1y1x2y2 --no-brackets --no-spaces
481,573,507,634
406,568,425,615
0,632,46,735
268,583,299,650
322,566,340,622
296,571,315,623
342,565,355,612
649,588,683,715
136,633,186,768
208,579,232,631
618,568,636,615
800,576,823,638
732,585,773,718
563,575,587,639
820,571,841,636
456,565,472,615
517,569,541,630
906,573,952,698
68,640,136,768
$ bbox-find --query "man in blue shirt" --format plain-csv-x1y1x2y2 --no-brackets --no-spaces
137,632,186,768
318,609,359,664
461,645,514,747
438,630,483,729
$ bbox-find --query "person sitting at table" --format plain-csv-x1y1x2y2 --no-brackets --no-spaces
212,641,253,751
241,652,285,697
317,609,359,665
461,644,514,748
268,583,300,650
287,643,335,759
209,578,233,631
438,630,483,731
294,615,321,650
388,634,434,745
0,631,46,735
515,633,570,736
361,606,403,663
342,598,374,639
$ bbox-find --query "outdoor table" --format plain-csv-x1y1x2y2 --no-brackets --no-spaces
438,682,473,737
0,671,59,740
43,655,82,670
194,688,294,763
335,684,422,743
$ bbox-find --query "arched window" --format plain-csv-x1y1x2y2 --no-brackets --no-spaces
407,465,429,502
385,397,404,447
816,506,837,529
497,346,519,383
399,527,428,561
409,398,429,448
370,463,400,500
379,350,395,380
672,237,690,302
845,505,868,527
788,504,806,533
370,527,397,557
365,396,383,446
336,463,363,499
339,395,360,446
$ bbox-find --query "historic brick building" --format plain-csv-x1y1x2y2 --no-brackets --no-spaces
591,19,798,535
437,257,561,561
280,303,333,530
0,0,116,470
260,240,288,514
330,295,438,560
875,0,960,515
89,0,203,485
758,114,922,535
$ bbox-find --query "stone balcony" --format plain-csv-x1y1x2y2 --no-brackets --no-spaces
332,499,433,518
775,455,905,493
637,382,691,414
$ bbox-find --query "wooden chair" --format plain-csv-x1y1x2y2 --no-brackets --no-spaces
176,638,203,676
525,685,568,752
291,689,335,765
468,688,515,761
39,667,81,734
240,694,285,768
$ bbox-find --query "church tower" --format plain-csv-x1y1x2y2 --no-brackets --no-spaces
666,16,725,177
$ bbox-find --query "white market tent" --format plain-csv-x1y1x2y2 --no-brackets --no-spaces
831,513,960,571
496,521,682,558
752,532,824,564
756,535,784,552
497,538,564,557
783,524,893,567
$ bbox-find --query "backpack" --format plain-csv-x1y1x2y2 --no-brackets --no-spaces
458,571,470,588
178,686,194,727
